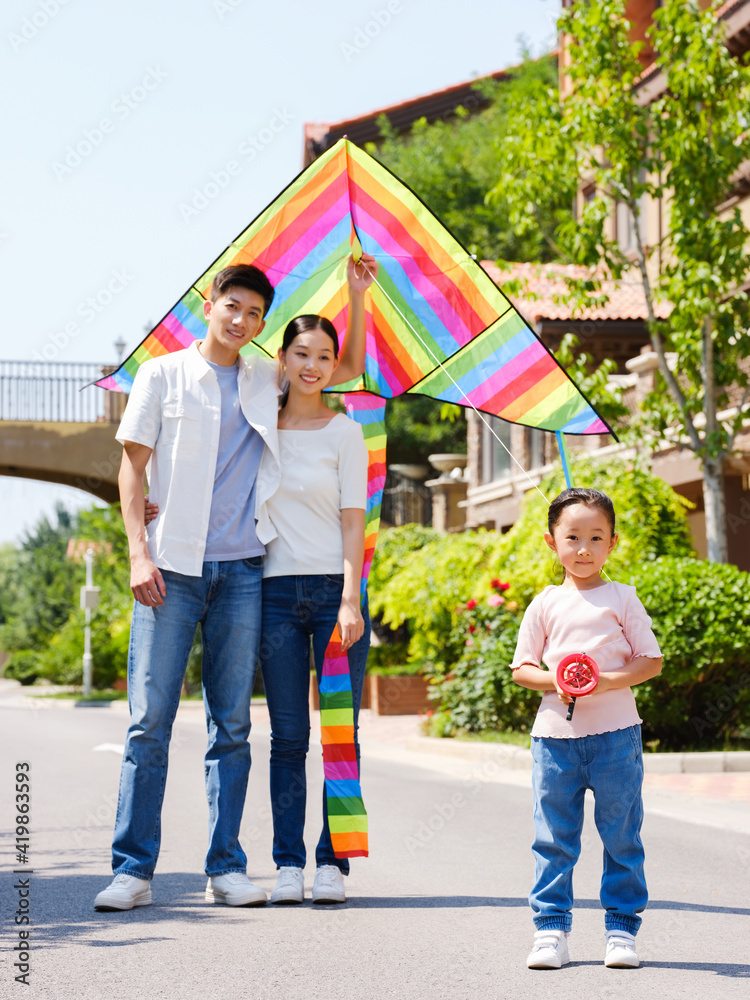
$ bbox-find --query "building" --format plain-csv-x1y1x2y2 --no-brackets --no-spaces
303,1,750,568
465,0,750,569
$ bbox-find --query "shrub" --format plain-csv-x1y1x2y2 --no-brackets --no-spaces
370,526,507,673
426,585,536,735
480,457,695,608
623,557,750,751
368,457,694,677
3,650,43,686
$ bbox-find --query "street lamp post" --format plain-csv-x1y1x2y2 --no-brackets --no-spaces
80,548,100,697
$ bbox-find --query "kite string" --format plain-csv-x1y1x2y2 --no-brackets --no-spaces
357,259,551,507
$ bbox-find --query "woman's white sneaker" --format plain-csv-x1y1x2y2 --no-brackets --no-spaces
270,867,305,904
312,865,346,904
526,929,570,969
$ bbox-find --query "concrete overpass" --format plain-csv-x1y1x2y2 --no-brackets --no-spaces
0,361,125,503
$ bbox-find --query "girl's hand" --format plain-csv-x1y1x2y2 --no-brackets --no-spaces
144,497,159,525
553,674,574,706
337,596,364,651
347,252,378,295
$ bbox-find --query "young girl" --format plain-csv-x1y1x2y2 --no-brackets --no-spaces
511,487,662,970
259,311,370,907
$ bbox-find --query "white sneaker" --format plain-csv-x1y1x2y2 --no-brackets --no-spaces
270,866,305,905
526,929,570,969
312,864,346,904
605,929,639,968
94,873,152,911
205,873,266,907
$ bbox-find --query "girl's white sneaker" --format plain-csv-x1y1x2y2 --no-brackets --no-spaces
605,930,639,968
526,929,570,969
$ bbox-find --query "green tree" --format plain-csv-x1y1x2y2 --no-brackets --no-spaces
494,0,750,562
367,52,563,262
0,502,133,688
384,396,466,465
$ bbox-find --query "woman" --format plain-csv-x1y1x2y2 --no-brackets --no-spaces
143,255,378,902
260,305,372,907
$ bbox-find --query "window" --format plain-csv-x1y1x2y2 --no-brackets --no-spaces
525,427,544,471
481,416,512,484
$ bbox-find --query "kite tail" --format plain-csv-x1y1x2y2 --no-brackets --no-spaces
319,392,387,859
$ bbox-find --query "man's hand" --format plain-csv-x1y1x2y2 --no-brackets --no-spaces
130,553,166,607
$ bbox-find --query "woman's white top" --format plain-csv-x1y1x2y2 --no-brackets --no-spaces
261,412,368,578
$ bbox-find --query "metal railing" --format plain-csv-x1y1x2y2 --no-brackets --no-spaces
382,469,432,527
0,360,118,423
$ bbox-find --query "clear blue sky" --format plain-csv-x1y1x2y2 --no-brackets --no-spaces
0,0,561,544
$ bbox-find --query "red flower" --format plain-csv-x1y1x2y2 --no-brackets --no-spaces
468,624,476,634
466,599,477,610
490,578,501,589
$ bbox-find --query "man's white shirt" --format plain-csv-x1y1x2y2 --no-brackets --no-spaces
116,341,281,576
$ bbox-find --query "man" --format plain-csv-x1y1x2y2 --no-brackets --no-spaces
94,256,374,910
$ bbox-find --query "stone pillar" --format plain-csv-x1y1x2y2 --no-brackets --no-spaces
426,454,468,532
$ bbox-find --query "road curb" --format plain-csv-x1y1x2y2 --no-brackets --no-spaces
405,736,750,773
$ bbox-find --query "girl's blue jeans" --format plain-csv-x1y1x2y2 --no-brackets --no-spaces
260,574,370,876
530,725,647,935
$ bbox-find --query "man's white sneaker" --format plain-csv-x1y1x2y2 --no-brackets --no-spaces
526,929,570,969
205,873,266,907
94,873,152,912
312,864,346,904
605,930,639,968
270,866,305,904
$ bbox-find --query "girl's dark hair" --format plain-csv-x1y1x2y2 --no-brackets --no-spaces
281,315,339,357
548,488,616,535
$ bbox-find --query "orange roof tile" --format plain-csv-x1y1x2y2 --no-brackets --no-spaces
481,261,672,324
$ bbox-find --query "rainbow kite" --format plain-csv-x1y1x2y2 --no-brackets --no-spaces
96,138,613,858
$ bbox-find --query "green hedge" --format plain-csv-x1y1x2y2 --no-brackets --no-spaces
623,558,750,751
369,458,750,750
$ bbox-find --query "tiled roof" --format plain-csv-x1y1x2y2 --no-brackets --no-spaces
481,261,673,324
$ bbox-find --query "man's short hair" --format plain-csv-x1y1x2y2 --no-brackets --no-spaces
210,264,275,316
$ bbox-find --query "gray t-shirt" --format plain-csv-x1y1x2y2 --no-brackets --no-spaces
203,359,266,561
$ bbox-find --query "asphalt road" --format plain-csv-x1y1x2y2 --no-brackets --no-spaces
2,699,749,1000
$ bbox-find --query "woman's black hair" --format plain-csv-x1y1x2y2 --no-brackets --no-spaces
281,315,339,357
278,315,340,409
548,488,616,535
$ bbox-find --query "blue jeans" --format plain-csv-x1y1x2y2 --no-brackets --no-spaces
530,725,647,935
260,574,370,875
111,558,263,880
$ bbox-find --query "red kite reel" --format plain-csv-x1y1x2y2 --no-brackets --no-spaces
556,653,599,720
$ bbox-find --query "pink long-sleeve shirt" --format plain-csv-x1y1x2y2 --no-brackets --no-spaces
511,581,662,739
